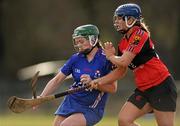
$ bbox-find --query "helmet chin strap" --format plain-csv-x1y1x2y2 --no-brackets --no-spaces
81,35,98,55
125,16,137,28
118,16,137,34
89,35,98,47
81,46,95,55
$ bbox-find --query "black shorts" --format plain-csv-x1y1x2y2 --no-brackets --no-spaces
128,76,177,112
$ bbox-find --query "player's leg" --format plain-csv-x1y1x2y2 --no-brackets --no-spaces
118,89,153,126
118,102,152,126
59,113,86,126
148,76,177,126
53,115,66,126
154,110,175,126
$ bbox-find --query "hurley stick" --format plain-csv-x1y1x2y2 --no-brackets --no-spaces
7,84,90,113
30,71,40,99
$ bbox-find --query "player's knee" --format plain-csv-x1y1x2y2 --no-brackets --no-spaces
53,120,69,126
53,122,58,126
59,121,73,126
157,122,174,126
53,119,62,126
53,121,60,126
118,115,139,126
118,116,130,126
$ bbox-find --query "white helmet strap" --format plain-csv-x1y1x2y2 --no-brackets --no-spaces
88,35,98,47
125,16,137,28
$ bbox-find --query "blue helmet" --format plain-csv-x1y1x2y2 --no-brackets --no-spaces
114,3,142,19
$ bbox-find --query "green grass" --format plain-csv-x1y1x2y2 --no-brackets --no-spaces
96,117,157,126
1,113,53,126
1,113,179,126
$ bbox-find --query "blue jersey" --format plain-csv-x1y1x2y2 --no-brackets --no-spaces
55,48,113,126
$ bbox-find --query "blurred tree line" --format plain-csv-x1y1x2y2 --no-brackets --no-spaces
0,0,180,79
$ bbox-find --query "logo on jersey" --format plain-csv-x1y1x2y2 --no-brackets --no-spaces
128,62,137,69
101,50,106,55
74,68,81,73
135,95,142,101
94,70,101,78
132,35,141,45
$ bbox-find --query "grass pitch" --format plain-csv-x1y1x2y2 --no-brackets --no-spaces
1,113,179,126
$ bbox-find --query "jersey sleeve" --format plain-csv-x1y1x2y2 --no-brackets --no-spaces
118,45,123,56
126,29,149,54
60,55,76,76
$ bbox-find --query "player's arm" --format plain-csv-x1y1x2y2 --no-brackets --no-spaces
108,51,136,68
90,66,127,89
104,42,136,67
104,31,148,68
97,80,117,93
40,72,67,97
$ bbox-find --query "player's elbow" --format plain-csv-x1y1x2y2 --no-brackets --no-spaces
109,81,118,94
110,87,117,94
98,82,117,93
114,67,127,80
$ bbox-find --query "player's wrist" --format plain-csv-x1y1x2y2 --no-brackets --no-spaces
39,94,45,97
93,79,101,90
107,54,114,60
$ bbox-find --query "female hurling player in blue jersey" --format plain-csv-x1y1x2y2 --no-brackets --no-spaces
37,24,119,126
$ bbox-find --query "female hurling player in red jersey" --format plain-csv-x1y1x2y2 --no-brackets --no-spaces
89,3,177,126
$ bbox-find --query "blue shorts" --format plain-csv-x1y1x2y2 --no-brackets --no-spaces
55,96,104,126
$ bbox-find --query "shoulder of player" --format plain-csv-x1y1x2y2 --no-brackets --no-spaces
130,28,149,44
72,52,86,58
68,53,83,62
132,28,148,39
95,49,110,63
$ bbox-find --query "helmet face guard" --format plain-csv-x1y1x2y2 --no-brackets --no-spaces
88,35,98,47
72,24,99,54
73,35,98,53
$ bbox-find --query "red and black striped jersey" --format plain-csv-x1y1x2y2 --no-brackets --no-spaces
118,26,170,91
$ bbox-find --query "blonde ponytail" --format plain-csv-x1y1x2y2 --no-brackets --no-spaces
140,21,150,36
